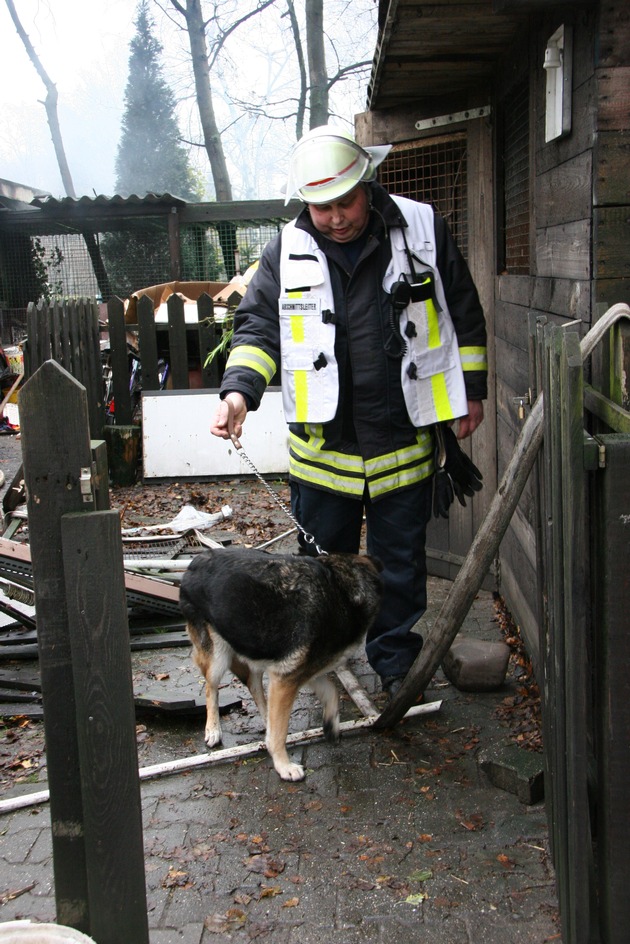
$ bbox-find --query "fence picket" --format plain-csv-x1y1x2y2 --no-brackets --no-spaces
19,361,95,932
197,292,221,387
166,292,189,389
62,509,149,944
137,294,160,393
106,295,133,425
539,325,593,944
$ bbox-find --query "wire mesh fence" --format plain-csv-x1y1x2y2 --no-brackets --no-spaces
379,133,469,258
0,216,284,346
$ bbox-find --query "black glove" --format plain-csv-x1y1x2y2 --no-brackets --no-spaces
432,424,483,518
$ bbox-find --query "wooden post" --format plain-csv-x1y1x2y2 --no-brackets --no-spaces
197,292,221,388
19,361,94,932
137,295,160,393
166,292,189,389
106,296,133,425
62,509,149,944
593,435,630,944
545,327,591,944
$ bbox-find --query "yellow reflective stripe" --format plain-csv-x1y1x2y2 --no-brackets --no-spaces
289,428,435,499
431,371,453,422
291,315,305,343
289,456,365,497
304,423,324,447
368,460,433,500
426,299,441,348
294,371,308,422
225,345,277,384
287,291,303,299
289,431,366,473
459,346,488,371
364,432,433,477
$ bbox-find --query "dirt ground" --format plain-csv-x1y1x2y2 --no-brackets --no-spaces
0,446,543,796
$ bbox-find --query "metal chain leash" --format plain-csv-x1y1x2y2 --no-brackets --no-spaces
228,430,328,556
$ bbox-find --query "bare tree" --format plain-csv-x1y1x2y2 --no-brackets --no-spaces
305,0,328,129
221,0,375,138
285,0,307,139
160,0,375,181
4,0,112,299
167,0,233,202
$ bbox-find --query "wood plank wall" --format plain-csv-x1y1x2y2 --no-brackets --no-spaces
494,4,626,664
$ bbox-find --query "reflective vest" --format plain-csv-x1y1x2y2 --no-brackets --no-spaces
384,196,469,426
279,198,468,427
279,219,339,423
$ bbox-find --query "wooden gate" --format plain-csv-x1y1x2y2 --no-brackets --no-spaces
532,313,630,944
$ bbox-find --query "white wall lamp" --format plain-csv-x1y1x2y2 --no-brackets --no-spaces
543,24,572,143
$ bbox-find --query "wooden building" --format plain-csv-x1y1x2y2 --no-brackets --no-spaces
357,0,629,662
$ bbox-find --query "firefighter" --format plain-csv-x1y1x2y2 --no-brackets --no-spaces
211,126,487,701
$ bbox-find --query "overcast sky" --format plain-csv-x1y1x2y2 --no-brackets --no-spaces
1,0,377,202
1,0,137,197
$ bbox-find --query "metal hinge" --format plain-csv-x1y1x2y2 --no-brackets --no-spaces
583,433,606,470
415,105,491,132
79,466,94,503
512,390,532,421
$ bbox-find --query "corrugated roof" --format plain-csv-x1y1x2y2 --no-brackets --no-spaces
32,192,188,210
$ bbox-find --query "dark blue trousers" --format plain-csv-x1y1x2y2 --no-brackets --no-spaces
290,479,433,680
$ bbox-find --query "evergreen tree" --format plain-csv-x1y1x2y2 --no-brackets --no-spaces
114,0,201,199
104,0,211,296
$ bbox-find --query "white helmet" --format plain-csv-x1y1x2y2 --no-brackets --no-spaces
284,125,392,205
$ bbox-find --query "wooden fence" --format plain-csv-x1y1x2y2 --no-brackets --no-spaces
106,292,232,426
531,311,630,944
23,297,104,439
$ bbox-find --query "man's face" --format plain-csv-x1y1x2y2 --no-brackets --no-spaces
307,185,370,243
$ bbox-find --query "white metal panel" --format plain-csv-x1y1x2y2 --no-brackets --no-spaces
142,388,289,478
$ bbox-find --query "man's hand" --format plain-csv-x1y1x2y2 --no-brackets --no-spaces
211,392,248,442
456,400,484,439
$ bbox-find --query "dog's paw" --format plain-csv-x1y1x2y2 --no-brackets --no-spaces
204,725,222,748
323,716,341,745
275,760,305,781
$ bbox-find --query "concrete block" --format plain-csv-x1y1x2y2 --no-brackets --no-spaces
442,637,510,692
478,743,545,805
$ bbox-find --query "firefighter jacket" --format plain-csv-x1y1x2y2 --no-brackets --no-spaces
221,183,487,500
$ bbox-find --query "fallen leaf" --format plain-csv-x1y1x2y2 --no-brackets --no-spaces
162,868,192,888
282,897,300,908
233,892,252,905
259,886,282,899
405,892,428,904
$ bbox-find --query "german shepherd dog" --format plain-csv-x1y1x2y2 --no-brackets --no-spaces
179,547,383,781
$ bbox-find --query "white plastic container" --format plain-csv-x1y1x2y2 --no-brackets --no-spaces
0,922,96,943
